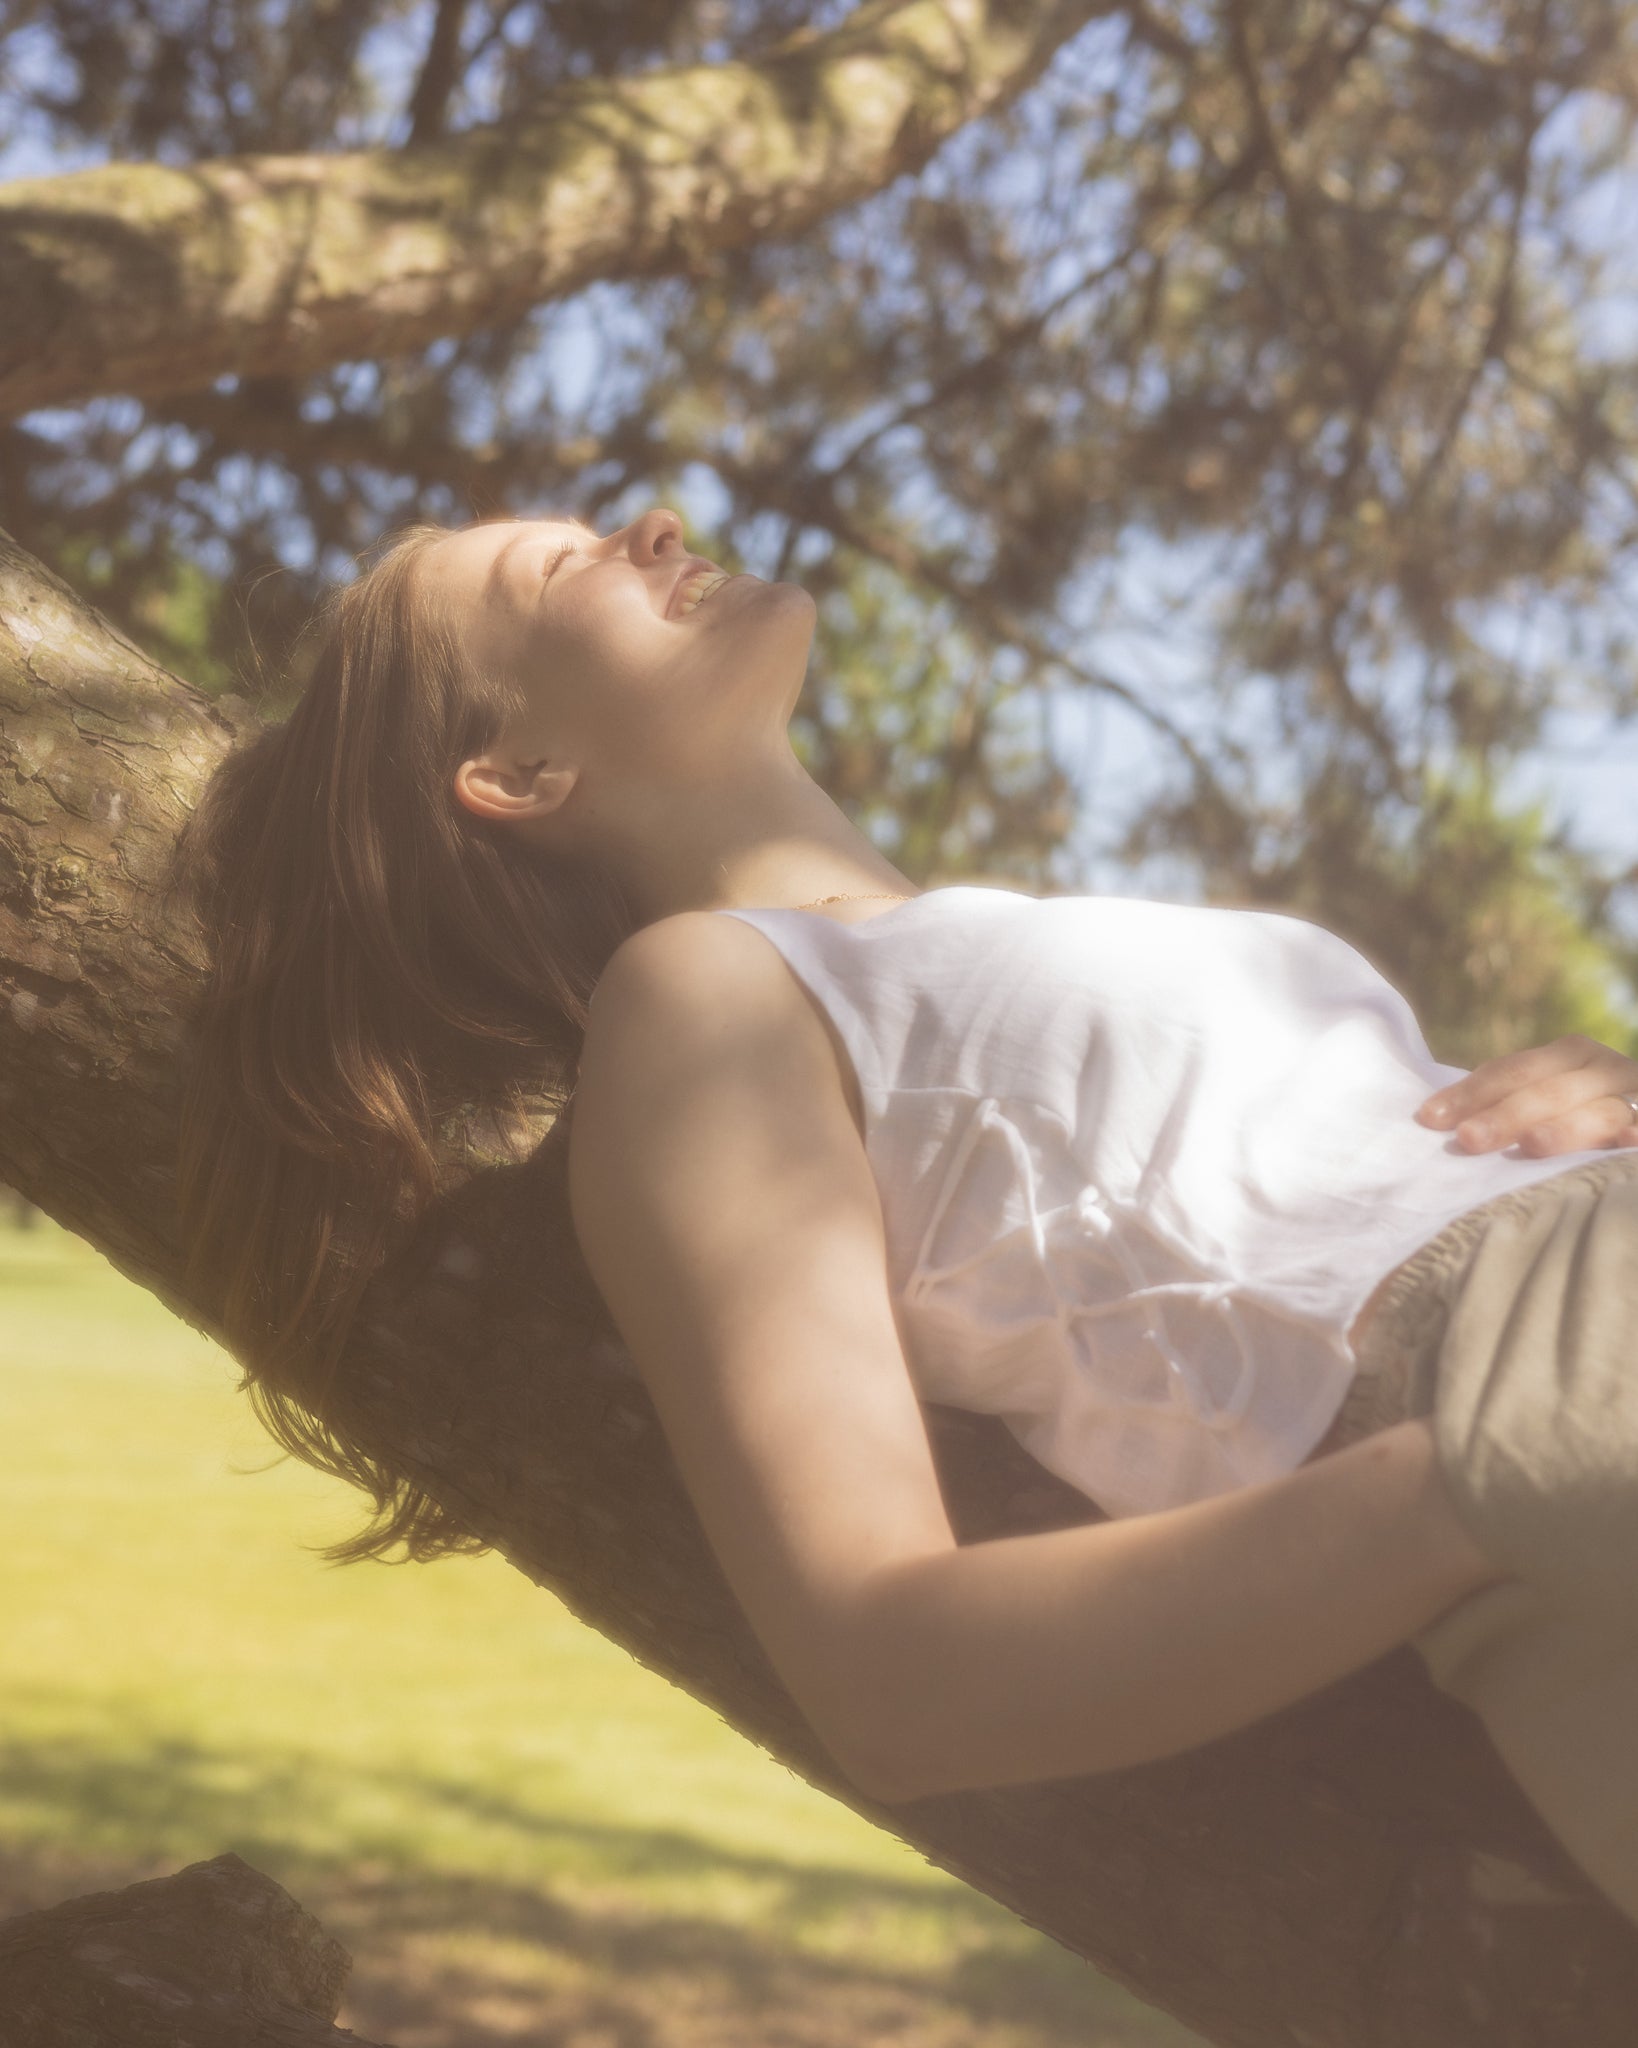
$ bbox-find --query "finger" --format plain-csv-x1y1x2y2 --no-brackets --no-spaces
1416,1036,1604,1131
1447,1066,1624,1153
1512,1095,1638,1158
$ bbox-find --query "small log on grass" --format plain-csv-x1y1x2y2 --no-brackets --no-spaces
0,1851,391,2045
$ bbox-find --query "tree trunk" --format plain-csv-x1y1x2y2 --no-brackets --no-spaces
0,0,1105,422
2,527,1636,2046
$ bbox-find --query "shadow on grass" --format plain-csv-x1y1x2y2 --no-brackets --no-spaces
0,1717,1202,2048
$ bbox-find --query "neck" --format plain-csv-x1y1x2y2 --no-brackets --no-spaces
584,746,918,922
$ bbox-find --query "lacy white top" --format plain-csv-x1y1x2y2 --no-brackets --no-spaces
716,887,1606,1519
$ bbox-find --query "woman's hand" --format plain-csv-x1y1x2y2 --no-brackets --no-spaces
1417,1034,1638,1156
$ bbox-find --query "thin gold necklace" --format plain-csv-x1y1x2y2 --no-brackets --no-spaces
793,891,919,909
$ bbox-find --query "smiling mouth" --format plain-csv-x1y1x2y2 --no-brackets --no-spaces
674,569,732,617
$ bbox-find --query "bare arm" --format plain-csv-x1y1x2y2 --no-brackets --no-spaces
835,1417,1482,1796
570,916,1500,1804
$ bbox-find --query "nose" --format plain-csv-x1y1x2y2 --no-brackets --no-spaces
621,508,687,563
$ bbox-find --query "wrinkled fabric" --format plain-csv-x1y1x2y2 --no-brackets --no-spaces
718,888,1615,1518
898,1091,1355,1517
1319,1153,1638,1928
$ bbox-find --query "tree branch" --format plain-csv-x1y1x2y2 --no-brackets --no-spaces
0,0,1109,421
406,0,470,147
1400,65,1547,518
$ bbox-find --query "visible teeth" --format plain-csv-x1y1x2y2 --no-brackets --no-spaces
676,571,729,616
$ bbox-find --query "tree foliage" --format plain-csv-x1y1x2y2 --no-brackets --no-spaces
3,0,1636,1050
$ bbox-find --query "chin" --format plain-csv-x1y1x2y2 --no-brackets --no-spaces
741,573,810,605
761,578,818,632
715,574,813,645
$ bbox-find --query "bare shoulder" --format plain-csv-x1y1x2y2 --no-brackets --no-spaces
583,908,806,1061
569,908,863,1232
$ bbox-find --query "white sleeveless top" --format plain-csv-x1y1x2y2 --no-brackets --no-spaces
716,887,1609,1519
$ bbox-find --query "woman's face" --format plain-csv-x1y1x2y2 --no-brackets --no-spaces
426,507,816,833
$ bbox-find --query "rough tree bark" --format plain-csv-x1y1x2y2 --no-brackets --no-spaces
0,0,1106,421
4,531,1638,2046
0,1853,390,2046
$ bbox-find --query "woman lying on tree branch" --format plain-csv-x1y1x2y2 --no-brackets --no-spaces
176,506,1638,1926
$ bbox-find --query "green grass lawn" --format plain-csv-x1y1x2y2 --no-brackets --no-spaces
0,1215,1204,2047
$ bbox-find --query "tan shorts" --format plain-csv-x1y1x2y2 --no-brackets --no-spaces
1318,1153,1638,1925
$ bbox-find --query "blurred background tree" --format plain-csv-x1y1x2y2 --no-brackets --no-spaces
3,0,1636,1064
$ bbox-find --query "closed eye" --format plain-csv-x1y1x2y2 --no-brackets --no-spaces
542,542,575,584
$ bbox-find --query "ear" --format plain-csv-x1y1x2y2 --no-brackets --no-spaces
452,750,578,825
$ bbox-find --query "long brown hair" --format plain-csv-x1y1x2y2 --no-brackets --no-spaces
174,520,633,1562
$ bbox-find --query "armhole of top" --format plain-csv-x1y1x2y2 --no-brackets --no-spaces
713,911,874,1144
